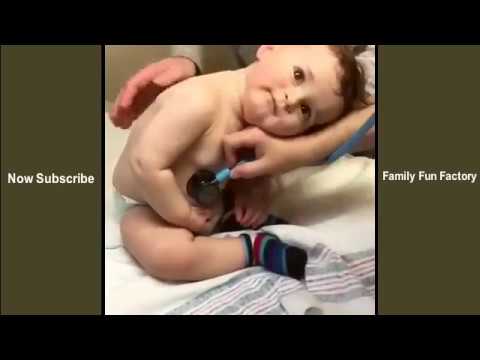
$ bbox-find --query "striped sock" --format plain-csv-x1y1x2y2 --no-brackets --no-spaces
240,232,307,280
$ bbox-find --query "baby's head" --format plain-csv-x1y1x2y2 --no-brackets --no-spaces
242,45,370,136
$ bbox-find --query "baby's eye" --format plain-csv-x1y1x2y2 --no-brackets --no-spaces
300,103,311,120
293,66,305,83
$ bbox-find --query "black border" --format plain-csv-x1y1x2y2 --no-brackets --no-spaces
0,45,3,314
101,45,106,315
375,45,379,314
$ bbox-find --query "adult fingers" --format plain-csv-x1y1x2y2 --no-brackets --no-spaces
231,158,271,180
224,129,261,168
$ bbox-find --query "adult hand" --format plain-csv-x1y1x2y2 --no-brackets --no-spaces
224,127,300,180
110,57,197,129
224,105,376,179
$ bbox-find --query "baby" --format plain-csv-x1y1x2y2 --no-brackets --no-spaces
113,45,368,282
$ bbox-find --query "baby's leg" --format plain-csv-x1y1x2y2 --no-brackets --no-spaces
120,205,247,281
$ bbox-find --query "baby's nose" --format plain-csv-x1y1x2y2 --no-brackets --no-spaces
283,92,300,113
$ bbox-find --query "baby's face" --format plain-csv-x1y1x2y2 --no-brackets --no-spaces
242,45,344,136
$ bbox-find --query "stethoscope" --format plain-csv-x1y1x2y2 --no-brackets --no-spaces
187,114,376,208
187,159,251,208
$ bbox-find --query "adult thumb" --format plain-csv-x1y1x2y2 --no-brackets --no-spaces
231,159,270,180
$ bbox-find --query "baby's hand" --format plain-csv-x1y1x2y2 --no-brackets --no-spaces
187,206,217,236
233,178,272,229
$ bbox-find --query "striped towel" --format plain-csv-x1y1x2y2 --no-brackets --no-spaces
167,241,375,315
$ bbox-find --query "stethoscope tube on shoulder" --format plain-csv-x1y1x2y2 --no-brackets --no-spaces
326,113,376,164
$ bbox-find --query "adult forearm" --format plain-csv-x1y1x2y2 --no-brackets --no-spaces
169,46,202,69
172,45,247,74
292,105,375,167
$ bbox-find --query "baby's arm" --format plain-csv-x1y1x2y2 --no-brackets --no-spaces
129,91,214,231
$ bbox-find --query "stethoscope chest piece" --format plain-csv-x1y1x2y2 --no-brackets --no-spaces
187,170,221,207
187,156,254,208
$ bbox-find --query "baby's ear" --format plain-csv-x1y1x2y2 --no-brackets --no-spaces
256,45,276,60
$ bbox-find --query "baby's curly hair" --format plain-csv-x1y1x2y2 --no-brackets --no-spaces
328,45,372,119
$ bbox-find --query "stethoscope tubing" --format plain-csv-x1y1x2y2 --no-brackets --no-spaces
326,113,376,164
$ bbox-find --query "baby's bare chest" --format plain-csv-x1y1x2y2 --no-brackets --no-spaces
172,113,243,197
